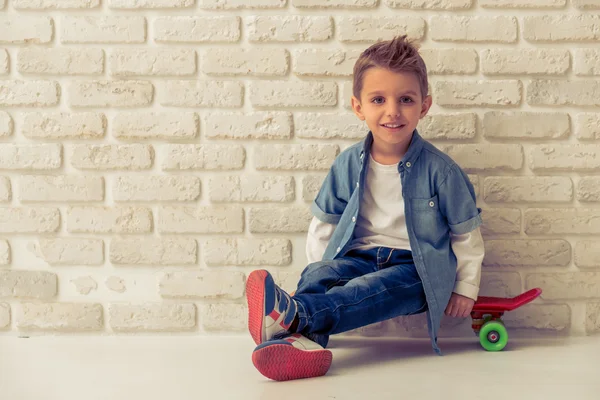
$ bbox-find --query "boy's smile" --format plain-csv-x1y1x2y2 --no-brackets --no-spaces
351,67,432,163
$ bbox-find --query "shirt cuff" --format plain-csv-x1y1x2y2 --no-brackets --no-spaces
453,281,479,301
311,201,342,224
449,211,483,235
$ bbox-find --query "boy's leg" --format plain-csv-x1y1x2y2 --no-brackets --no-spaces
294,248,427,338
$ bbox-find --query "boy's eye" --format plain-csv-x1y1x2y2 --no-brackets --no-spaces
400,97,413,103
371,97,384,104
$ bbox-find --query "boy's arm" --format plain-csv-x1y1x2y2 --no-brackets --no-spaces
306,216,337,264
450,227,485,301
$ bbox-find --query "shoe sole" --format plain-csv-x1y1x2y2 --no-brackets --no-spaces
252,344,332,381
247,269,268,345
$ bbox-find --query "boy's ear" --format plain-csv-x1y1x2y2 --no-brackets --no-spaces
351,96,365,121
420,95,433,119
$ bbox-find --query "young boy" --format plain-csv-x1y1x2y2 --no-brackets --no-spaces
245,35,485,382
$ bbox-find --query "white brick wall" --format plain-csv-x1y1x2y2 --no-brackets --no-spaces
0,0,597,339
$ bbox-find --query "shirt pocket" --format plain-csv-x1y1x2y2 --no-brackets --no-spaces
410,195,448,245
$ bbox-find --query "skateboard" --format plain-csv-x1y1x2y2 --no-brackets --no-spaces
470,288,543,352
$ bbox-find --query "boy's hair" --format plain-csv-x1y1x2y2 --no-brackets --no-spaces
352,35,428,101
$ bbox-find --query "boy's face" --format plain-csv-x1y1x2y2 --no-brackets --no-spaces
351,67,432,156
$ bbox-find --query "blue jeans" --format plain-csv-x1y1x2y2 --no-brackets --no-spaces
292,247,428,348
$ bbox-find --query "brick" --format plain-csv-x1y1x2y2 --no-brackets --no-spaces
160,81,243,108
0,177,10,202
20,175,104,202
14,0,100,8
204,48,288,77
162,144,245,171
109,0,194,8
578,177,600,202
385,0,471,9
206,112,292,140
504,305,570,332
302,175,326,202
573,49,600,76
250,81,336,108
113,176,200,202
0,81,59,107
338,17,425,42
0,303,9,328
204,238,291,266
575,113,600,140
587,303,600,333
481,49,569,75
295,113,366,139
0,112,13,137
62,16,145,44
0,208,60,233
483,240,570,267
0,0,5,8
248,16,332,42
0,240,9,265
71,144,153,170
575,241,600,268
254,144,339,170
0,49,7,75
294,49,359,77
574,0,600,8
483,177,572,203
526,272,600,300
341,81,353,111
469,175,479,196
431,16,517,43
0,144,61,170
0,17,53,44
0,271,56,299
435,80,521,107
110,238,196,265
417,113,476,140
31,238,103,266
110,48,195,76
524,16,600,42
528,80,600,107
17,303,102,331
525,209,600,235
201,304,246,332
23,112,105,139
420,49,477,75
18,48,104,76
249,206,312,233
158,206,244,234
109,303,195,332
480,0,565,7
155,17,240,43
69,81,153,108
294,0,377,6
159,270,245,299
199,0,286,8
480,272,522,298
483,112,569,140
443,144,523,171
113,112,197,141
530,145,600,172
209,176,294,203
67,206,152,234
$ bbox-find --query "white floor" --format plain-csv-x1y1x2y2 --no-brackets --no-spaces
1,335,599,400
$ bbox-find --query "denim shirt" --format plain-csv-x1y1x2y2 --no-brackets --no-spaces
310,129,482,355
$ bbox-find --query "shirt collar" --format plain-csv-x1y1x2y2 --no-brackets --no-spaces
359,129,424,167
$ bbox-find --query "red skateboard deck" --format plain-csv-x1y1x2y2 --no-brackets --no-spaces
472,288,542,313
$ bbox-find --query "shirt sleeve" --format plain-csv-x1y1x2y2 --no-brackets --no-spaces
450,227,485,301
311,158,350,224
438,164,482,235
306,216,337,264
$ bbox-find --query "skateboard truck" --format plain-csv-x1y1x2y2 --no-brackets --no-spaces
470,288,543,352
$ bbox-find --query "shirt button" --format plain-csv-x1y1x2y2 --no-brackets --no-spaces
336,247,341,252
356,182,359,188
406,162,411,167
429,201,435,207
352,216,356,222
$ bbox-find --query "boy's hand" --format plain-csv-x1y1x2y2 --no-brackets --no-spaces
445,293,475,318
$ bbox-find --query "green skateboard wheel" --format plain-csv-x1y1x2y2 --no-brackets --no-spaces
479,321,508,351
